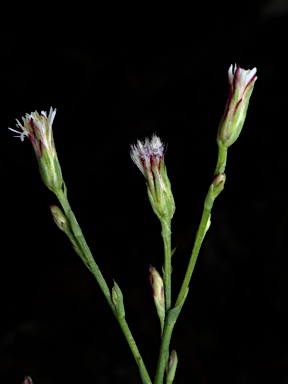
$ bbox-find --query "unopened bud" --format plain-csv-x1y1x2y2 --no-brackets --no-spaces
166,349,178,384
112,281,125,319
205,173,226,210
149,265,165,334
217,64,257,148
50,205,70,233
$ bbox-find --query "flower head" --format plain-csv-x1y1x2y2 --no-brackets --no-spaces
130,134,165,175
9,107,63,193
130,134,175,221
217,64,257,148
9,107,56,156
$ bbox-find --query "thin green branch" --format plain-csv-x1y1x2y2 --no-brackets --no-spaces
118,315,152,384
154,290,188,384
175,144,227,308
54,187,152,383
161,219,172,312
175,204,211,307
55,188,114,311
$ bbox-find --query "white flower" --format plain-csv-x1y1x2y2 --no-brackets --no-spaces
228,64,257,97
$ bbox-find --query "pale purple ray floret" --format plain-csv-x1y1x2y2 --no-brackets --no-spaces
130,134,165,176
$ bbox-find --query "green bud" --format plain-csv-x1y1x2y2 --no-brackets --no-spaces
50,204,88,264
112,281,125,319
204,173,226,210
149,265,165,334
166,349,178,384
50,204,70,232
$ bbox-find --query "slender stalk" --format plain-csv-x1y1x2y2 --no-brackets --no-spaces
175,144,228,307
55,189,114,311
154,290,188,384
175,203,211,307
215,142,228,175
161,219,172,312
117,315,152,384
151,218,172,383
55,187,152,383
154,319,174,384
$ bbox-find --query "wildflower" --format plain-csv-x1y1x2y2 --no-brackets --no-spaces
217,64,257,148
130,134,175,221
9,108,63,193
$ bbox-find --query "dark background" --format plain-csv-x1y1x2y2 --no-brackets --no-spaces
1,1,288,383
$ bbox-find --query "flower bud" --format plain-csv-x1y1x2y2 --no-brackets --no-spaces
217,64,257,148
112,281,125,319
166,349,178,384
149,265,165,334
9,107,63,193
204,173,226,210
211,173,226,198
130,134,175,222
50,204,87,263
50,204,70,233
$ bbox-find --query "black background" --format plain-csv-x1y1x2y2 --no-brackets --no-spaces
1,1,288,383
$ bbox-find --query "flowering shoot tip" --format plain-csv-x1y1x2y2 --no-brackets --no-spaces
217,64,257,148
130,134,175,221
9,107,63,193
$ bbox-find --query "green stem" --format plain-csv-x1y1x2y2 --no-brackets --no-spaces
154,319,175,384
161,219,172,312
55,187,152,383
55,188,114,311
215,142,228,175
154,291,188,384
117,315,152,384
175,144,228,308
175,202,211,307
